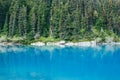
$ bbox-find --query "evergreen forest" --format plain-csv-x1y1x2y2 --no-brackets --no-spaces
0,0,120,43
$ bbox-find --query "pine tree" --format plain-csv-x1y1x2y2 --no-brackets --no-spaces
3,14,9,35
18,5,27,36
8,0,19,36
31,11,36,37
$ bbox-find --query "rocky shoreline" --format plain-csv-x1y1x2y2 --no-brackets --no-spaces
0,41,120,47
31,41,96,47
0,42,22,46
30,41,120,47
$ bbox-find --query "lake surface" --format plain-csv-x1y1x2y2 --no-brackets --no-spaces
0,45,120,80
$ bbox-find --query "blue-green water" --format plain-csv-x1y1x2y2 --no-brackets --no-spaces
0,45,120,80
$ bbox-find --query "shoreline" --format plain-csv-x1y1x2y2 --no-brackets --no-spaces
0,42,22,46
30,41,120,47
0,41,120,47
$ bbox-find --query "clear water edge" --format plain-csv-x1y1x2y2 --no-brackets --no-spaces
0,45,120,80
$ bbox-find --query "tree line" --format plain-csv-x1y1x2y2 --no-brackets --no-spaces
0,0,120,41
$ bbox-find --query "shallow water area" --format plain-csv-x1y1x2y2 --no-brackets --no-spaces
0,45,120,80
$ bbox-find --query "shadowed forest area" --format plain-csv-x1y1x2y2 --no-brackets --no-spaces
0,0,120,43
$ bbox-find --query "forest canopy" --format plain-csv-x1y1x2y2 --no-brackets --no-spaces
0,0,120,43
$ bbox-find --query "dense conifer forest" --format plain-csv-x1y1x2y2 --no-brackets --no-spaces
0,0,120,43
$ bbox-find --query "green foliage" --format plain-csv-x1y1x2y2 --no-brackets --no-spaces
0,0,120,43
34,36,61,43
0,35,8,42
26,31,34,40
8,36,24,42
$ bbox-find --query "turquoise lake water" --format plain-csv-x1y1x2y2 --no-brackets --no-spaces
0,45,120,80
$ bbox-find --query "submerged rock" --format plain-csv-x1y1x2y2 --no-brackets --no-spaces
63,41,97,47
114,42,120,45
77,42,92,47
31,42,45,46
46,42,55,46
31,41,97,47
0,42,21,46
102,42,120,45
91,41,97,46
65,42,75,46
55,41,66,45
46,41,66,46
